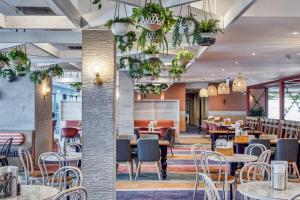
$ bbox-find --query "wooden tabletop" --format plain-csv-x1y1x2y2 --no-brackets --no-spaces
130,139,169,146
235,139,300,145
209,130,262,135
138,130,162,134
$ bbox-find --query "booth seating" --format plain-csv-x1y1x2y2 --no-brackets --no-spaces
0,131,35,170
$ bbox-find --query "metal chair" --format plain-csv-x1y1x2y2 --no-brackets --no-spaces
245,143,267,158
19,147,43,185
38,152,66,185
199,173,221,200
289,193,300,200
51,166,83,191
116,139,134,181
239,162,271,184
249,139,271,149
191,144,205,199
274,139,300,178
257,150,272,163
0,138,13,166
53,187,88,200
201,151,237,200
135,139,161,181
162,128,175,156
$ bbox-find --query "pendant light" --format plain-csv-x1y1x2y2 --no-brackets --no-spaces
218,82,230,94
207,85,217,96
199,88,208,97
232,74,247,93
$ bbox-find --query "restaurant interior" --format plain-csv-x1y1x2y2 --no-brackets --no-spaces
0,0,300,199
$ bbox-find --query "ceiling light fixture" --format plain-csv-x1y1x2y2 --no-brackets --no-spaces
252,52,256,56
232,73,247,93
292,32,299,35
199,88,208,98
218,82,230,95
207,85,217,96
222,68,225,71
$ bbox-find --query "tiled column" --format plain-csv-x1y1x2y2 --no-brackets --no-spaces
82,30,116,200
118,71,134,135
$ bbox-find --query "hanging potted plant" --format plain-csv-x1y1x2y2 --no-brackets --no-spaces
29,65,64,84
1,69,16,82
169,59,186,81
143,44,160,60
175,49,194,66
173,15,197,47
142,58,163,80
115,31,136,54
29,70,47,84
119,56,144,80
47,64,64,78
0,52,9,69
105,17,134,36
135,84,149,97
8,48,30,76
194,19,223,46
70,82,82,92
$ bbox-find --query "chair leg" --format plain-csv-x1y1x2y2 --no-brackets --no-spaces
169,145,174,157
127,161,132,181
293,162,300,178
193,174,199,199
155,161,161,181
135,161,141,181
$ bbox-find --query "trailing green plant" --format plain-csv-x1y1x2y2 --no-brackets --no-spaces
119,56,144,79
249,106,265,117
47,64,64,77
135,84,148,97
115,31,136,53
141,59,163,79
197,19,222,33
143,44,159,54
29,65,63,84
173,15,198,47
1,69,16,82
93,0,102,10
105,17,134,29
175,49,194,62
8,48,31,75
70,82,82,91
169,59,186,81
135,83,168,96
0,52,10,67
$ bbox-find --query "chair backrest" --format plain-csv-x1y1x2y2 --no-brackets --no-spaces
53,187,87,200
257,150,272,164
18,147,34,180
55,139,62,154
0,138,13,157
137,139,160,162
191,144,205,174
38,152,66,185
274,139,299,162
259,134,278,140
249,139,271,149
245,143,267,158
134,129,140,139
66,143,82,153
116,139,132,162
139,134,159,139
289,193,300,200
239,162,271,184
199,173,221,200
201,151,228,184
51,166,83,191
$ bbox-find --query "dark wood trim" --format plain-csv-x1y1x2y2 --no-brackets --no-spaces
279,80,285,120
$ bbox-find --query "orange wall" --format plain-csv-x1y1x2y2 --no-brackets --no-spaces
135,83,186,132
209,83,246,111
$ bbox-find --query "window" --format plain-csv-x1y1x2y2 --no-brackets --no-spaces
285,84,300,121
268,87,279,119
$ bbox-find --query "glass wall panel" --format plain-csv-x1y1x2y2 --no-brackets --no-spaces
268,87,280,119
285,83,300,121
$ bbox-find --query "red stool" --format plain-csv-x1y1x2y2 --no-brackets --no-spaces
61,127,78,143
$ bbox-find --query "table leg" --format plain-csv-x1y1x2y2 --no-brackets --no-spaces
211,134,216,151
160,146,168,180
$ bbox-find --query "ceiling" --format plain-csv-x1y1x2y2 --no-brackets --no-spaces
0,0,300,86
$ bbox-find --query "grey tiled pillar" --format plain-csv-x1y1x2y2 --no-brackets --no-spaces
118,71,134,135
82,30,116,200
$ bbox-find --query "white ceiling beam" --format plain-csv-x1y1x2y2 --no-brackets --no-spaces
0,43,22,50
32,43,60,57
0,31,82,43
0,13,4,28
162,0,202,8
59,50,82,59
52,0,88,28
4,16,76,29
223,0,257,28
31,58,81,64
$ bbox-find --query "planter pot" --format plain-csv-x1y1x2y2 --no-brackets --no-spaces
178,59,190,66
111,22,129,36
145,54,159,60
140,14,164,31
200,32,216,46
146,32,163,44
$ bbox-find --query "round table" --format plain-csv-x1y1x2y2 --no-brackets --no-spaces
41,152,82,162
238,181,300,200
4,185,58,200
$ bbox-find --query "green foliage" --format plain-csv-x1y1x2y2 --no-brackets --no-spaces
132,3,166,22
1,69,16,82
8,48,30,75
105,17,134,29
0,52,10,66
169,59,186,81
70,82,82,91
175,49,194,61
173,16,198,47
143,44,159,54
249,106,265,117
141,58,163,79
119,56,144,79
115,31,136,53
196,19,222,34
135,83,168,96
29,64,63,84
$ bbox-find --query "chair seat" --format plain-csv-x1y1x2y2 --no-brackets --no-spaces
0,156,6,160
30,170,54,177
209,173,235,183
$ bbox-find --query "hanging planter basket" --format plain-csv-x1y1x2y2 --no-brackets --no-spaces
146,31,163,43
145,54,159,60
139,14,164,31
111,22,130,36
178,59,190,66
199,32,216,46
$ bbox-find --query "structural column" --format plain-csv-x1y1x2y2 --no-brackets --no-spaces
82,30,116,200
279,80,285,120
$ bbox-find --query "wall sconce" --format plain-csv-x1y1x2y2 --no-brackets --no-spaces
137,94,142,101
43,86,51,99
160,92,165,100
222,98,226,106
93,66,103,86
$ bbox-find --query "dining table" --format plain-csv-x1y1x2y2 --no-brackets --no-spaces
238,181,300,200
130,139,170,180
3,185,58,200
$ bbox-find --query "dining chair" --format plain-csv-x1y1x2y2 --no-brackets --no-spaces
53,186,88,200
116,139,134,181
162,128,175,156
134,128,140,139
19,147,44,185
0,138,13,166
38,152,66,185
139,134,159,139
191,144,205,199
257,150,272,163
135,139,161,181
199,173,221,200
239,162,271,184
117,135,136,139
289,193,300,200
201,151,237,200
245,143,267,158
274,139,300,178
249,139,271,149
51,166,83,191
61,128,79,143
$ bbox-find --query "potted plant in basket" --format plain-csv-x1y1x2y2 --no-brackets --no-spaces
142,58,163,80
175,49,194,66
135,84,149,97
173,15,198,47
143,44,160,60
119,56,144,80
194,18,223,46
0,52,9,69
105,17,134,36
8,48,31,76
70,82,82,92
169,59,186,81
1,69,16,82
